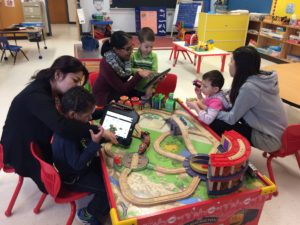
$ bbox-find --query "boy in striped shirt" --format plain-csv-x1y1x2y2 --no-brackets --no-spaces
131,27,158,96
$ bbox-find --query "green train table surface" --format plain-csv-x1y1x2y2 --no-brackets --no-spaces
99,101,276,225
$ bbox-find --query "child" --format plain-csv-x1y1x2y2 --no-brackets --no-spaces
52,87,109,225
186,70,231,125
131,27,158,96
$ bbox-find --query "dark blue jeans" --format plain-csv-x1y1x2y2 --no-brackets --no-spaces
67,160,109,217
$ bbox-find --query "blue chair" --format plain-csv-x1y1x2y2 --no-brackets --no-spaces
0,37,29,64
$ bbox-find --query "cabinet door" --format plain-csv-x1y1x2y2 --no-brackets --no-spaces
206,15,249,30
215,41,246,52
206,31,247,41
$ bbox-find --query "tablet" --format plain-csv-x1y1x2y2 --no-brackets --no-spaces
143,68,171,89
101,104,140,147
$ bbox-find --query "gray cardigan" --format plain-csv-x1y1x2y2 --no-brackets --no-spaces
217,71,288,152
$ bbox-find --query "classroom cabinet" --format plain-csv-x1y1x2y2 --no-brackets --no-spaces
197,13,249,51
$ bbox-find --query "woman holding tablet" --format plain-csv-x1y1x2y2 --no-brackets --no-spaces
93,31,152,107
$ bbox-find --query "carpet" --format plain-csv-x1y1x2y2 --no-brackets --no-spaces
131,35,174,50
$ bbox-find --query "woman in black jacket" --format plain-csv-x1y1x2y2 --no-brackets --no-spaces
1,55,116,192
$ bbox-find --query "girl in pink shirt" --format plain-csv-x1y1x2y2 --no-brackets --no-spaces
186,70,231,125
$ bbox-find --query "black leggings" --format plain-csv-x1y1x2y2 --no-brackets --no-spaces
209,119,253,145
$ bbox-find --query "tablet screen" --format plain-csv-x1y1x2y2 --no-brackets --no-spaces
102,110,133,139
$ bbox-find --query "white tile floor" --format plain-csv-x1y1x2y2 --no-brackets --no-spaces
0,24,300,225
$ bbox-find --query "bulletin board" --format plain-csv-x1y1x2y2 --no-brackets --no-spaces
110,0,177,8
228,0,273,13
135,7,166,36
173,1,203,28
271,0,300,18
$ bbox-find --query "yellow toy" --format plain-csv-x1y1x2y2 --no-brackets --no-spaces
189,39,214,52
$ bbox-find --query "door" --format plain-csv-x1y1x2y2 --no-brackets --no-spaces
0,0,24,29
48,0,68,24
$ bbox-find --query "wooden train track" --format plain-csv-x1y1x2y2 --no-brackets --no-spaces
102,109,220,206
119,167,201,206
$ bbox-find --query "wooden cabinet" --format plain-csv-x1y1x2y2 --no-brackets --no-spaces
246,20,300,63
197,13,249,51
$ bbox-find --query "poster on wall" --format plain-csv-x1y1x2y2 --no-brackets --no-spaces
4,0,15,7
140,11,158,34
92,0,110,15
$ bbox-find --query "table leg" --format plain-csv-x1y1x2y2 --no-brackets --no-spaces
196,56,202,74
169,49,173,60
221,55,227,72
41,29,47,49
13,33,17,45
194,55,197,66
36,41,42,59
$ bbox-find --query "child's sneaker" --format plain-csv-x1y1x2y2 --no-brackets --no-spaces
76,207,101,225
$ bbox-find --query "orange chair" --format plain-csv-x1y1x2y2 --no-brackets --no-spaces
0,144,25,217
263,124,300,195
30,142,90,225
155,73,177,97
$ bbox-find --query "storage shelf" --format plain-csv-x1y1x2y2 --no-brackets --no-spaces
258,34,283,42
284,41,300,47
247,20,300,62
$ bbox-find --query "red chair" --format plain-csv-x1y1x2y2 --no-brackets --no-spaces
0,144,50,217
89,71,99,88
263,124,300,195
30,142,90,225
0,144,24,217
169,46,194,65
155,73,177,97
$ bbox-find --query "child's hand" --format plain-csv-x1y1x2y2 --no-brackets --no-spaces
186,99,197,110
138,69,152,78
89,126,104,144
145,86,154,98
102,129,118,145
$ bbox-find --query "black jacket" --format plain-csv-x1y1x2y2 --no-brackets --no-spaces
1,79,97,192
52,134,100,184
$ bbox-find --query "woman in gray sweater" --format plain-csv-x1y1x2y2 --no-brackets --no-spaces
210,46,288,152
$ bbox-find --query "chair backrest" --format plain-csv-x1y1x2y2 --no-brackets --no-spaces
0,37,9,50
155,73,177,97
280,124,300,156
89,71,99,88
30,142,61,198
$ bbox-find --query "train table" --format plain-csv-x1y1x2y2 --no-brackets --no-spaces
100,100,276,225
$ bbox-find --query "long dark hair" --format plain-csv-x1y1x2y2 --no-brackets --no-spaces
31,55,89,85
101,31,132,56
229,46,261,105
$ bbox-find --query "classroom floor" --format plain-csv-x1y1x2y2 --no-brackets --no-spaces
0,24,299,225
